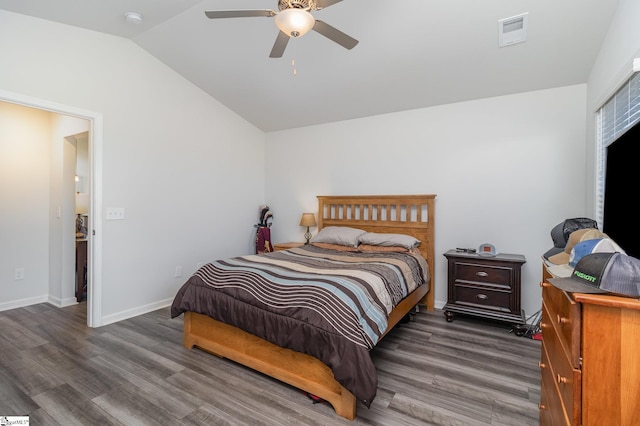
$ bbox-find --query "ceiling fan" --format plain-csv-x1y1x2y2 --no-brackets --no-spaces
204,0,358,58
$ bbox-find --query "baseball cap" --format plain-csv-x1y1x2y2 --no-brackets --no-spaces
546,238,626,277
547,229,608,265
543,218,599,259
549,252,640,298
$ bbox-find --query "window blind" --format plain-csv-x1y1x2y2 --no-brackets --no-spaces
601,72,640,147
595,71,640,226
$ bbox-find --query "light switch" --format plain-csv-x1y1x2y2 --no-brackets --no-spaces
106,207,125,220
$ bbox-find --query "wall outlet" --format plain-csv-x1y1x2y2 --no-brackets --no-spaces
15,267,25,280
174,265,183,278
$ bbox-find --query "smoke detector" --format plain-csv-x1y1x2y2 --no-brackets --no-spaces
498,13,528,47
124,12,143,24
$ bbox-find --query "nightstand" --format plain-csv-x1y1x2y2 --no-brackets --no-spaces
273,242,305,251
443,249,526,324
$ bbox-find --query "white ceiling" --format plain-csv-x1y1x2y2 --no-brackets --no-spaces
0,0,619,132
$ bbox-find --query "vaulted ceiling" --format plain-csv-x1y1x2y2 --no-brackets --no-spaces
0,0,619,132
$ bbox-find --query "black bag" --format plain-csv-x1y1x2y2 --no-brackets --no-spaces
255,205,273,254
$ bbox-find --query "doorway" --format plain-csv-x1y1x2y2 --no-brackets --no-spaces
0,89,104,327
72,131,90,303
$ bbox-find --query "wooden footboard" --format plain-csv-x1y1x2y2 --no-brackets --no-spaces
183,281,429,420
184,311,357,420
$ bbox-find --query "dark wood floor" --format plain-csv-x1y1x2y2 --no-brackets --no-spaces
0,303,541,425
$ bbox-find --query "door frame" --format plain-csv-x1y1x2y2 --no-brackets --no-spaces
0,88,103,327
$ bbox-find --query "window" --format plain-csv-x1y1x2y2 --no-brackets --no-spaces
595,71,640,227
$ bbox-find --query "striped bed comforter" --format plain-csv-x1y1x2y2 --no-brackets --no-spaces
170,244,429,407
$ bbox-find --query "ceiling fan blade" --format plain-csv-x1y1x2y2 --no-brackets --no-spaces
269,31,290,58
315,0,343,9
312,20,358,50
205,10,276,19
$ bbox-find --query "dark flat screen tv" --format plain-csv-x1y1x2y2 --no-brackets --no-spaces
603,121,640,259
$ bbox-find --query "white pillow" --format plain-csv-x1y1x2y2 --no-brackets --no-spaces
358,232,421,249
310,226,366,248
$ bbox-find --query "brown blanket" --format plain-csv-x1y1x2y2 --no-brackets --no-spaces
170,245,429,407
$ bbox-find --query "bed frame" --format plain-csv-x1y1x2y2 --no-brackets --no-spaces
183,194,436,420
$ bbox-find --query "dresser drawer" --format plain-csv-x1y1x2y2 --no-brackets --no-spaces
542,304,582,423
453,261,514,287
540,344,571,426
541,281,581,367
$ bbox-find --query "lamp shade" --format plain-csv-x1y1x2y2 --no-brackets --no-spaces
275,9,315,37
299,213,316,227
75,193,89,215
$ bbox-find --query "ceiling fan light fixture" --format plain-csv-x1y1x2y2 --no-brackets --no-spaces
275,8,315,37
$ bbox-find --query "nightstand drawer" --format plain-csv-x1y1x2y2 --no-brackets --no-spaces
453,283,511,311
453,262,513,287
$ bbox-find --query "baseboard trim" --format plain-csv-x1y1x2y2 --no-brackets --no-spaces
0,295,48,312
100,298,174,326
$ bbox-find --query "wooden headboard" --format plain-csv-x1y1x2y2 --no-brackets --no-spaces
317,194,436,310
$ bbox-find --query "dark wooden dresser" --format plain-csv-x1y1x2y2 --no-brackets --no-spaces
443,250,526,324
539,262,640,425
76,238,87,302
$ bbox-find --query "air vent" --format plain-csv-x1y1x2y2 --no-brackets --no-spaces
498,13,528,47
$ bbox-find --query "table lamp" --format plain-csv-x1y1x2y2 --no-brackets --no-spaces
299,213,316,245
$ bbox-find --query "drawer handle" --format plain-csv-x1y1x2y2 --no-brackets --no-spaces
476,294,488,300
538,403,546,410
540,322,548,329
538,361,546,369
556,373,568,384
556,314,568,324
476,271,488,277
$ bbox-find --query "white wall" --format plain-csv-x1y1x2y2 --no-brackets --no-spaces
0,102,52,305
0,10,265,323
585,0,640,218
265,85,588,318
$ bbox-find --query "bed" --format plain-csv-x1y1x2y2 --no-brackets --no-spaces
170,194,436,420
